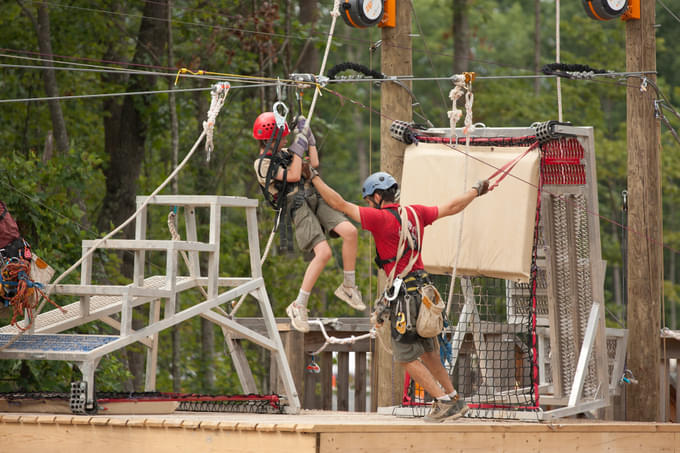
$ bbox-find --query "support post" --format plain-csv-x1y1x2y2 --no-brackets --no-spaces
625,0,661,422
376,0,413,409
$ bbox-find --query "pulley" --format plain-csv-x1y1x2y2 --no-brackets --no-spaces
582,0,629,21
341,0,385,28
531,120,573,145
390,120,419,145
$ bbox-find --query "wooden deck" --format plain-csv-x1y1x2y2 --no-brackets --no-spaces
1,410,679,453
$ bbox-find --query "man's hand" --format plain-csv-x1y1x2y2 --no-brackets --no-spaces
472,179,490,197
301,161,312,180
293,115,316,147
288,133,308,158
370,300,390,327
369,309,384,327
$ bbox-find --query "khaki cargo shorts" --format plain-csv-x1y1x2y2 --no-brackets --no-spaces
290,190,348,255
392,335,438,363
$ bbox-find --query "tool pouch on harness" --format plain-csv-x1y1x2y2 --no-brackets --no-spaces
416,283,445,338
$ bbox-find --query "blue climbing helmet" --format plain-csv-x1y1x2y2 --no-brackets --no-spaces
362,172,398,198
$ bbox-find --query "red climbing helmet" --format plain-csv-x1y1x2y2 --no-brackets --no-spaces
252,112,289,140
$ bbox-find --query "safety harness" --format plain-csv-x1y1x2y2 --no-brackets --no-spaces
373,207,420,271
255,118,304,253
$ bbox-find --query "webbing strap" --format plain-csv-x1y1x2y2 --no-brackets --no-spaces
487,142,539,191
374,208,416,269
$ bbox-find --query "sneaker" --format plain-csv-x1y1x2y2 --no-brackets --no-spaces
334,284,366,310
423,398,469,423
286,302,310,333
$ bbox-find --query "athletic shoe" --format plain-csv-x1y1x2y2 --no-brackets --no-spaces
286,302,310,333
423,398,469,423
334,284,366,310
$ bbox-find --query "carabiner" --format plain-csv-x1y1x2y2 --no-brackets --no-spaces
384,277,403,301
273,101,289,130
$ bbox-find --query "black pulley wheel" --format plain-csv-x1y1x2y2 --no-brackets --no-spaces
341,0,384,28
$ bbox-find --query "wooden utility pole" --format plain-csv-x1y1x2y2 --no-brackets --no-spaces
373,2,413,409
625,0,662,421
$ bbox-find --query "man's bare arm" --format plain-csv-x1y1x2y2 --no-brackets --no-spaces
310,174,361,223
436,180,489,220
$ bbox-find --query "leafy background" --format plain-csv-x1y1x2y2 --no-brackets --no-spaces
0,0,678,395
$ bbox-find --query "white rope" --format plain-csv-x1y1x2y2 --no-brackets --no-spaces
204,82,230,162
301,0,341,129
43,83,230,305
446,76,474,316
308,319,377,356
234,0,342,315
447,85,465,142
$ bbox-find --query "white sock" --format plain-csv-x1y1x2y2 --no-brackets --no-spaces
448,390,458,400
343,270,356,287
436,395,452,402
296,289,311,307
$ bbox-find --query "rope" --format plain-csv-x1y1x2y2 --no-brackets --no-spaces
299,0,341,130
233,1,343,314
308,319,377,356
204,82,230,162
445,74,474,316
0,259,64,346
17,82,231,340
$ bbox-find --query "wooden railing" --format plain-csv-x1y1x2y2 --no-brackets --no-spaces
238,317,376,411
660,329,679,422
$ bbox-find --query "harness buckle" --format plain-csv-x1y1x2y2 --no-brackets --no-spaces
384,277,403,301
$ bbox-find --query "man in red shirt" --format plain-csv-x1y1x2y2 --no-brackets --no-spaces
305,168,489,422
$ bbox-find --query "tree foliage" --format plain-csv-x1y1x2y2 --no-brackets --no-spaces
0,0,678,394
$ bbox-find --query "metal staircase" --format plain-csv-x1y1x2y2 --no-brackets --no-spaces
0,195,300,414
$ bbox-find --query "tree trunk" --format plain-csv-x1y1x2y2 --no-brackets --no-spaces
297,0,319,74
534,0,541,95
625,0,661,421
452,0,470,74
377,2,412,409
343,26,369,183
98,0,169,391
17,1,70,154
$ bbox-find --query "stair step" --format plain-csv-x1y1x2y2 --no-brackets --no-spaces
81,239,215,252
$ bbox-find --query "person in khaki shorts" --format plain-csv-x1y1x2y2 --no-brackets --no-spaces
252,112,365,333
305,168,489,423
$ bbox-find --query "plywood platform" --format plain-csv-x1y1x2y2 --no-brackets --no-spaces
1,410,678,453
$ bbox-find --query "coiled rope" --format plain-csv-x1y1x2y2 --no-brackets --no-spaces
1,259,64,332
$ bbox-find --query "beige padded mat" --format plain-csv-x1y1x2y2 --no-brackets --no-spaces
400,143,539,282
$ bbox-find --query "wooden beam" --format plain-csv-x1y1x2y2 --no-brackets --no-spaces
625,0,661,422
377,0,412,409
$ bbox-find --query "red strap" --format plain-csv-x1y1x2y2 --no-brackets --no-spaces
487,142,539,191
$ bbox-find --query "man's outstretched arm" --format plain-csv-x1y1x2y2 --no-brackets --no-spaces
309,172,361,223
436,180,489,220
